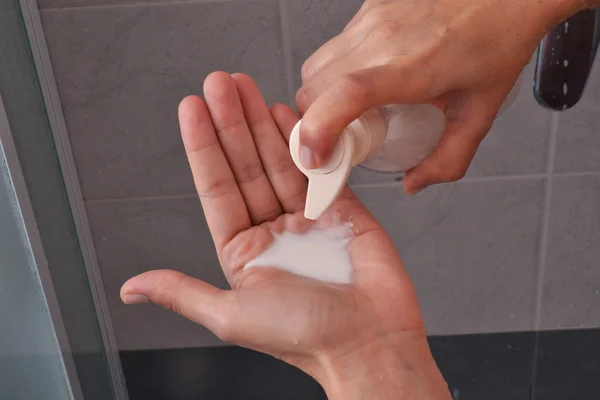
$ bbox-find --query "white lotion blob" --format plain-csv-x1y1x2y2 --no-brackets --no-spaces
244,221,354,284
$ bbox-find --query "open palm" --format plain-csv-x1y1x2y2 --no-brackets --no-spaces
121,72,442,394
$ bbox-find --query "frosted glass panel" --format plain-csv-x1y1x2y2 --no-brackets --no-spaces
0,143,73,399
0,1,116,398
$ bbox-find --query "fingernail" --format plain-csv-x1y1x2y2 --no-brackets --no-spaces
299,145,317,169
122,294,149,304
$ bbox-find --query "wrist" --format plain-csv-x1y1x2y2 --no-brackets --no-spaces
312,332,451,400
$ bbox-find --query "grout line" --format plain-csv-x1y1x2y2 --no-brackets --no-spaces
40,0,271,12
459,173,547,182
88,173,557,204
553,170,600,178
350,172,547,189
534,112,558,330
530,111,559,397
86,193,198,204
278,0,296,106
86,169,600,204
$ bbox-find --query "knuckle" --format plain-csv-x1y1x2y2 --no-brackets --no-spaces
198,178,237,199
295,86,313,112
153,274,188,315
301,59,316,82
363,4,388,27
440,162,467,182
235,162,265,185
428,148,470,184
295,117,322,147
337,74,373,103
251,209,282,226
280,189,307,213
372,19,402,40
263,156,295,177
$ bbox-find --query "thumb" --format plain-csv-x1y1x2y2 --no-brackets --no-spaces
297,65,428,169
121,270,238,342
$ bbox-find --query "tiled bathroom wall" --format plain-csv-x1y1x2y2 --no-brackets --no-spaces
38,0,600,356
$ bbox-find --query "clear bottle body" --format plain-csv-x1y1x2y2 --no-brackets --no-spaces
359,70,525,173
359,104,445,172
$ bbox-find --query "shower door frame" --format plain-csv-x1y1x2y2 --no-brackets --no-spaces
0,89,85,400
6,0,130,399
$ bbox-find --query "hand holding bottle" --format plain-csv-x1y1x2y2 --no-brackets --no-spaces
296,0,592,194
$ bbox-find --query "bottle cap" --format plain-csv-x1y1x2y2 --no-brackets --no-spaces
289,121,354,220
289,110,387,220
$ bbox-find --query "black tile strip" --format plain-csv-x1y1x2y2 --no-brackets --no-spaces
120,346,326,400
532,329,600,400
120,329,600,400
428,332,536,400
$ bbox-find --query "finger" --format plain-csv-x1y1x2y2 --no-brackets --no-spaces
270,103,300,143
232,74,307,214
269,103,310,213
297,64,430,168
179,95,250,254
336,195,421,318
297,42,432,113
203,72,282,224
121,270,238,343
402,102,495,194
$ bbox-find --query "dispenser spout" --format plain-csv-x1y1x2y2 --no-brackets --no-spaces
289,120,355,220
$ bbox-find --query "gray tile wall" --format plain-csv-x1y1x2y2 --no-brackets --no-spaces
38,0,600,350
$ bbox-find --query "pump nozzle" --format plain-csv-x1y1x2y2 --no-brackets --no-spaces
289,121,355,220
289,110,388,220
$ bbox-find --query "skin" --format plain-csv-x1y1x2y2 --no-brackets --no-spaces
120,72,451,400
296,0,595,194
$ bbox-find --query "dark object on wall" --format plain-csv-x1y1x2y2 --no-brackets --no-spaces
534,8,600,111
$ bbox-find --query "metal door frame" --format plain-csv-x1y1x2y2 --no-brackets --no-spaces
0,91,84,400
6,1,129,398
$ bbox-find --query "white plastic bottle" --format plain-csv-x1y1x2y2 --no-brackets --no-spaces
361,70,524,173
289,71,525,220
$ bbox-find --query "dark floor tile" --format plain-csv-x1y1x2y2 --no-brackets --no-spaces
533,329,600,400
428,332,536,400
121,333,542,399
120,346,326,400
